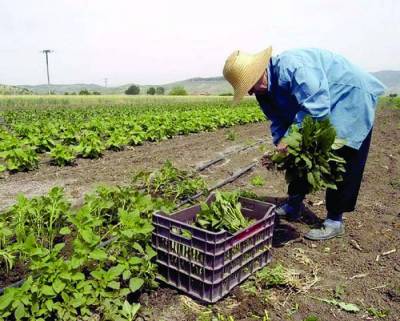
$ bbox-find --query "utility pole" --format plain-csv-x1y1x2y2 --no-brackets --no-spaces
41,49,53,94
104,78,108,88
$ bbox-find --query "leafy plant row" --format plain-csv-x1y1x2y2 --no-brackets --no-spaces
0,161,211,320
0,100,264,173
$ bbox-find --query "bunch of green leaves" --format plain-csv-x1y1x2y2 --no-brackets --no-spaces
0,146,39,172
195,191,251,233
132,160,208,202
271,116,346,193
49,144,76,166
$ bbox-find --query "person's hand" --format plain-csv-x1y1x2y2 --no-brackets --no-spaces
276,140,288,154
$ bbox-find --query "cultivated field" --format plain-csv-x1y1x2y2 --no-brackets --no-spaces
0,96,399,321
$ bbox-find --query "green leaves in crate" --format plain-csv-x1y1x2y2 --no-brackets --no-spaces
196,191,251,233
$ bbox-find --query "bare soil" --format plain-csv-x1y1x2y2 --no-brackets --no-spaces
1,108,399,321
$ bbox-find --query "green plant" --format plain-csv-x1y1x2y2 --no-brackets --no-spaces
367,307,390,318
3,187,70,249
312,297,360,313
0,249,14,272
303,315,319,321
195,191,251,233
106,130,128,151
50,144,76,166
132,160,207,202
0,146,39,172
268,116,346,193
250,175,265,187
76,131,105,158
226,130,236,141
0,97,264,173
334,284,345,299
255,264,287,287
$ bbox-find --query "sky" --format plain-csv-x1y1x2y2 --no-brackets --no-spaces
0,0,399,86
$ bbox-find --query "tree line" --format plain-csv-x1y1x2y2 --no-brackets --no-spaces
125,85,187,96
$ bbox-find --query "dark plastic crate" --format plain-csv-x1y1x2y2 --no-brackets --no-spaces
152,193,276,303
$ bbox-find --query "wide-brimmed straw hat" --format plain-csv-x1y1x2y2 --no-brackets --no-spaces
223,46,272,104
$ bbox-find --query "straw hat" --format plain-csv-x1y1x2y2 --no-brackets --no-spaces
223,46,272,104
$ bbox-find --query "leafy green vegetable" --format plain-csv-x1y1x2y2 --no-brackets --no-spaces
0,98,264,173
50,143,76,166
269,116,346,193
195,191,251,233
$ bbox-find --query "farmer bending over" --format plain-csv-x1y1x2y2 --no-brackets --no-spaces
223,47,385,240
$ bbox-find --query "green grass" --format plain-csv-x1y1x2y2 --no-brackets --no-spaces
0,95,255,110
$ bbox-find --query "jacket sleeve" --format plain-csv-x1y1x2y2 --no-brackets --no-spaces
289,66,331,125
256,94,289,145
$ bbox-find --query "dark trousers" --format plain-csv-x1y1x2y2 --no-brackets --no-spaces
288,129,373,216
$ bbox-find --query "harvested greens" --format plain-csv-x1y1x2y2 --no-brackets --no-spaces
265,116,346,193
195,191,252,233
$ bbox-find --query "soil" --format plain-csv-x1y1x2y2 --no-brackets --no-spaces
1,107,399,321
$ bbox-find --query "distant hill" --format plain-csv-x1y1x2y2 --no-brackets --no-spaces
371,70,400,93
0,85,33,95
16,78,232,95
13,70,400,95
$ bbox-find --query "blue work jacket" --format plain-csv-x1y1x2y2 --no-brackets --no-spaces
256,48,386,149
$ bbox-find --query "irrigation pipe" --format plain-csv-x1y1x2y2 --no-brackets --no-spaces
196,138,265,172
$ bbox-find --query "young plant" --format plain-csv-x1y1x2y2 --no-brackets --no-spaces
0,146,39,172
50,144,77,166
250,175,265,187
132,160,207,202
226,130,236,141
76,131,105,158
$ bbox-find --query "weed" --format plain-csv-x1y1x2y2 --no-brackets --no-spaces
367,307,390,318
226,130,236,141
250,175,266,187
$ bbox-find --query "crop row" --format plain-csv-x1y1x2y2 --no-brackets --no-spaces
0,162,209,320
0,100,264,173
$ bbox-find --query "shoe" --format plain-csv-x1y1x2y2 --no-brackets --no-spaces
274,203,302,221
304,220,345,241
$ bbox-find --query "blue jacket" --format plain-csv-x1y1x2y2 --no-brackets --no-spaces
256,48,386,149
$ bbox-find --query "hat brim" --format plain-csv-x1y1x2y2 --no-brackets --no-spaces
232,46,272,104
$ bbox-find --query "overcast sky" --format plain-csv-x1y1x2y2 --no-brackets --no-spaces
0,0,399,86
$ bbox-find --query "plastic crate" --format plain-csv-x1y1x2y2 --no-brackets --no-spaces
151,194,276,303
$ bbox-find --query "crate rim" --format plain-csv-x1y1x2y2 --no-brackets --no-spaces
153,195,276,239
